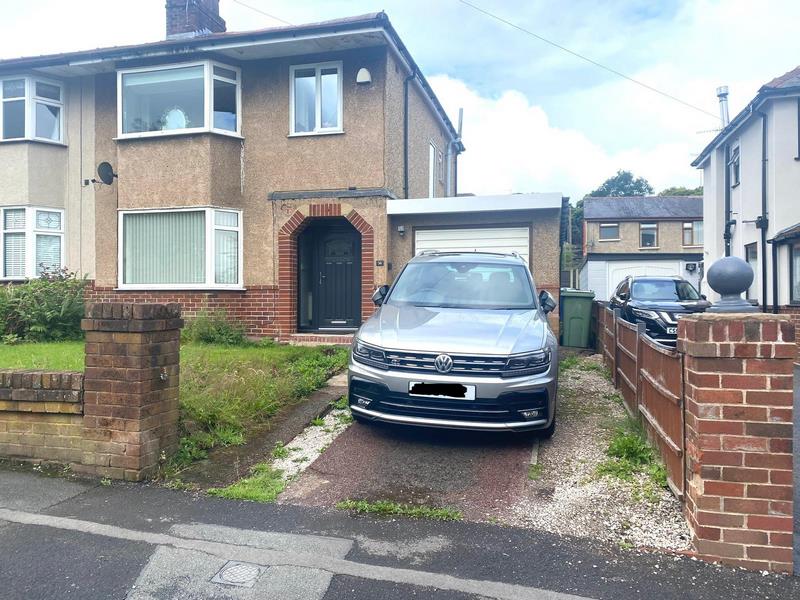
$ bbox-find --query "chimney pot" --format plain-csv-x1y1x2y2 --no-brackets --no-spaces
716,85,730,127
166,0,226,39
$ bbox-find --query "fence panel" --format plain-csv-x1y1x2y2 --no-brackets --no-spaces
601,306,616,383
638,335,685,499
615,318,640,415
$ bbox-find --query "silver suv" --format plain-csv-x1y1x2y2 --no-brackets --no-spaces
348,251,559,436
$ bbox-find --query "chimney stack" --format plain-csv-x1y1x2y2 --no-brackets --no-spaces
166,0,226,39
716,85,730,127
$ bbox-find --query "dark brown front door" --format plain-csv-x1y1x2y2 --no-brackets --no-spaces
298,221,361,330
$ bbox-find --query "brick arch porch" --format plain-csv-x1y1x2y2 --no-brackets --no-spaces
276,203,375,337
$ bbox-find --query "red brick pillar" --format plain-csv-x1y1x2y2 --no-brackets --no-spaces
680,314,795,573
78,303,183,481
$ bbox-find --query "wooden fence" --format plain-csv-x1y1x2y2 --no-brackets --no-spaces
597,304,685,499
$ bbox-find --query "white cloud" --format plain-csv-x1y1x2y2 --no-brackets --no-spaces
430,75,702,200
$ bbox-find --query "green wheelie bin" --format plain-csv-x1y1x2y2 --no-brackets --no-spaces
559,288,595,348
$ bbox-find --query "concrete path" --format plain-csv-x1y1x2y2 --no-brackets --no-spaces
1,468,798,599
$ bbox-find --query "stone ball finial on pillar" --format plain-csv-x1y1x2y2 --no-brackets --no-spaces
705,256,757,313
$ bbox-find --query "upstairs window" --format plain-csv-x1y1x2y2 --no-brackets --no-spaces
0,77,64,143
640,222,658,248
118,61,241,138
120,208,242,289
683,221,703,246
729,146,740,187
1,206,64,279
290,62,342,135
598,223,619,240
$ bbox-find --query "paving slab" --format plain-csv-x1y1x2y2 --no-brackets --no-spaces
280,420,536,520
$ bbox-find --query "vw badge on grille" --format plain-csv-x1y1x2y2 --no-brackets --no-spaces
434,354,453,373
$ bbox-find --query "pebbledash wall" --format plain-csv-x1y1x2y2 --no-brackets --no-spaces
595,304,797,574
0,303,182,481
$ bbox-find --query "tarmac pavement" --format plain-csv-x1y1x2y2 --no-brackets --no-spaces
1,467,799,599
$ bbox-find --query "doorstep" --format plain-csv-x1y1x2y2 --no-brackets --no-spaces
282,332,355,346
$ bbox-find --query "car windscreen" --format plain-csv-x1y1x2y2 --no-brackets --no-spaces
387,261,535,309
631,280,700,301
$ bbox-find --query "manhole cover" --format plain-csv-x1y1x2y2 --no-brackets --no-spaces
210,561,265,588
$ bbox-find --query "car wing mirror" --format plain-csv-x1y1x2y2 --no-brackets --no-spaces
700,294,707,300
539,290,557,314
618,291,629,301
372,284,390,306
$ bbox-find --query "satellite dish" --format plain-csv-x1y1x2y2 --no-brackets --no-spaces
97,162,117,185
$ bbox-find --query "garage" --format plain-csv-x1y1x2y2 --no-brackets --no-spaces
414,226,530,263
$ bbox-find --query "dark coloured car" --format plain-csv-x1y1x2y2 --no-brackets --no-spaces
609,275,710,345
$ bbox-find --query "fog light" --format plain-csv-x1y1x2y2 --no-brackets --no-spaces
355,396,371,407
520,409,542,419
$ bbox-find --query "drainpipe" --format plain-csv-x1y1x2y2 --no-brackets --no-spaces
402,69,417,199
756,110,769,313
445,108,464,197
723,144,732,257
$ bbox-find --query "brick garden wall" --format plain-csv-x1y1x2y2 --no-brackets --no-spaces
0,372,84,463
0,303,183,481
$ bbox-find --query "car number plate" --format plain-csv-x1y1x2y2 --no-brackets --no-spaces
409,382,476,400
666,327,678,334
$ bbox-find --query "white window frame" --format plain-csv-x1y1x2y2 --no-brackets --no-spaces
682,221,703,247
116,60,242,140
0,75,65,144
428,142,439,197
598,222,620,241
288,61,344,137
117,206,243,290
0,206,65,280
639,222,659,249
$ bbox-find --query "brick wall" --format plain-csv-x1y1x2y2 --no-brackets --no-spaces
680,314,795,573
86,284,277,337
0,371,84,463
0,303,183,482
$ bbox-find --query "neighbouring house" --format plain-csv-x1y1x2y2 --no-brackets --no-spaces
0,1,565,340
578,196,704,301
692,66,800,317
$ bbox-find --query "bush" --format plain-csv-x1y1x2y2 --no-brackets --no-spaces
0,267,87,342
182,309,248,345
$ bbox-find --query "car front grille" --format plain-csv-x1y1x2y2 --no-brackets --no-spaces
383,350,509,376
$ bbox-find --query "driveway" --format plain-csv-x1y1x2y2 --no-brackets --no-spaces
279,421,535,521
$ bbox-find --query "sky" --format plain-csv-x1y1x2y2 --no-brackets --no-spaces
1,0,799,201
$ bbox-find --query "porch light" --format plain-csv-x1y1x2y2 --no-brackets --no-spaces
356,68,372,84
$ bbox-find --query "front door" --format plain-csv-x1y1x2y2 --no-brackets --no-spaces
298,221,361,330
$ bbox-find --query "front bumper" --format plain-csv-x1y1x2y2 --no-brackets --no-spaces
348,356,557,432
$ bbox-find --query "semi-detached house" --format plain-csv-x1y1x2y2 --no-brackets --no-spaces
0,1,565,340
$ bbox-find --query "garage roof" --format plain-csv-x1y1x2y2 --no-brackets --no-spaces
387,193,564,215
583,196,702,220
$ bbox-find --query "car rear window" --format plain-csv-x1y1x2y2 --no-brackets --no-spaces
387,261,535,309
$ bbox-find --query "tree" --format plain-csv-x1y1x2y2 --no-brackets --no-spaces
588,170,653,197
571,170,653,252
658,186,703,196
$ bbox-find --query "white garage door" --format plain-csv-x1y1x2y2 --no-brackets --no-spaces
414,227,530,263
606,260,682,296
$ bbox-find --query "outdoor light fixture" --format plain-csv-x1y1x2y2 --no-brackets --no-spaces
397,225,405,237
356,67,372,84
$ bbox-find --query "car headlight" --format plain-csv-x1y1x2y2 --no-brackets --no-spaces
352,340,389,370
503,349,551,377
631,308,659,320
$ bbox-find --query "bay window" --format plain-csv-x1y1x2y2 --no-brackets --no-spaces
119,208,242,289
0,77,64,143
118,60,241,138
290,62,342,135
1,206,64,279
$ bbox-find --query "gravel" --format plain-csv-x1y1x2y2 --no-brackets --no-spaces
504,354,691,553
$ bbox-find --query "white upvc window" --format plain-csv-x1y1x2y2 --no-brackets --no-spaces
1,206,65,280
428,142,441,197
289,61,343,136
117,60,241,139
0,76,64,143
118,207,243,290
598,223,620,241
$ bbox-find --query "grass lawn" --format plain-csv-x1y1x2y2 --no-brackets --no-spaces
0,339,348,472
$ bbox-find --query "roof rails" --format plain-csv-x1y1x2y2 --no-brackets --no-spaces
415,250,524,259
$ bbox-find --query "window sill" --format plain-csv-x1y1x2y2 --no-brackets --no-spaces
114,129,244,142
0,138,67,148
115,286,246,292
598,238,621,242
639,246,661,250
287,130,344,138
682,245,703,249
